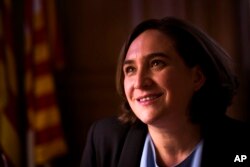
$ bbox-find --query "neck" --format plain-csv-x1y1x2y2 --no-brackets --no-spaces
148,121,201,166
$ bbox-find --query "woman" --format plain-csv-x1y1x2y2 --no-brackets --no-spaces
81,17,249,167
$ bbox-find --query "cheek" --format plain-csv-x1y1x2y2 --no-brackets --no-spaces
164,72,195,101
158,70,190,98
123,78,132,98
156,70,174,88
160,68,190,86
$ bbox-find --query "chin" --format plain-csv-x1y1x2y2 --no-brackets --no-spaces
138,114,159,125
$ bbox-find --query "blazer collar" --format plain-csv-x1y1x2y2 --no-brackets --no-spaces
118,121,148,167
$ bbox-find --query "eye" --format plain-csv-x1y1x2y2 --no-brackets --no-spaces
150,59,166,69
124,66,136,75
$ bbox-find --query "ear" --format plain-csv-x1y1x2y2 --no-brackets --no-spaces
192,65,206,91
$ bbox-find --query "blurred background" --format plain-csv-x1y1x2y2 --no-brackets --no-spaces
0,0,249,167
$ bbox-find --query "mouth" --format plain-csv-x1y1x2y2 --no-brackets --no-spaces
136,93,163,103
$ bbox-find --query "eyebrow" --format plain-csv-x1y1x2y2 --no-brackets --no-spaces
123,52,170,65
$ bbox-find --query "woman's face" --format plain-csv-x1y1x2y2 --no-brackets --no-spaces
123,30,204,126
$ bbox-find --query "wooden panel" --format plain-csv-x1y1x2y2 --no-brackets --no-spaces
58,0,131,165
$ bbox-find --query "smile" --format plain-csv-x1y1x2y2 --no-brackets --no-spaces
136,93,163,103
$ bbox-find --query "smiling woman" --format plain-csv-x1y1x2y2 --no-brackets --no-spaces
123,30,203,127
80,17,250,167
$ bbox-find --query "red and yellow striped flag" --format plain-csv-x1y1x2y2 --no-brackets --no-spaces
0,0,21,166
24,0,67,165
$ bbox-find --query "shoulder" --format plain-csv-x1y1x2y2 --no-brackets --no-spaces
90,116,132,139
81,117,147,167
221,116,249,137
203,115,250,152
207,116,249,151
203,115,249,136
87,116,147,150
90,116,147,136
201,116,250,166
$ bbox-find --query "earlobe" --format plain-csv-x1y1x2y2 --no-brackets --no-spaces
193,66,206,91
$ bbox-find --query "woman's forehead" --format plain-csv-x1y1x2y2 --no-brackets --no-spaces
125,29,174,61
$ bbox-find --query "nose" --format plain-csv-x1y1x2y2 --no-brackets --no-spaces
134,68,153,89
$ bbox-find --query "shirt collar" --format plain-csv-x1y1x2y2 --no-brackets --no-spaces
140,133,204,167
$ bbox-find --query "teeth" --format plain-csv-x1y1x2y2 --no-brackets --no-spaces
139,96,157,102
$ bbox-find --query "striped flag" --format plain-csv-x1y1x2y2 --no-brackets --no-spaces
24,0,67,166
0,0,21,166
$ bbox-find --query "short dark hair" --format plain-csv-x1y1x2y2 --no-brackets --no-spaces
116,17,238,125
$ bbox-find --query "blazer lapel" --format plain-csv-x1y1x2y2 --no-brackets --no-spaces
118,121,148,167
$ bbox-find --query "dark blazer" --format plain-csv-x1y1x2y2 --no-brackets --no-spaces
81,116,250,167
